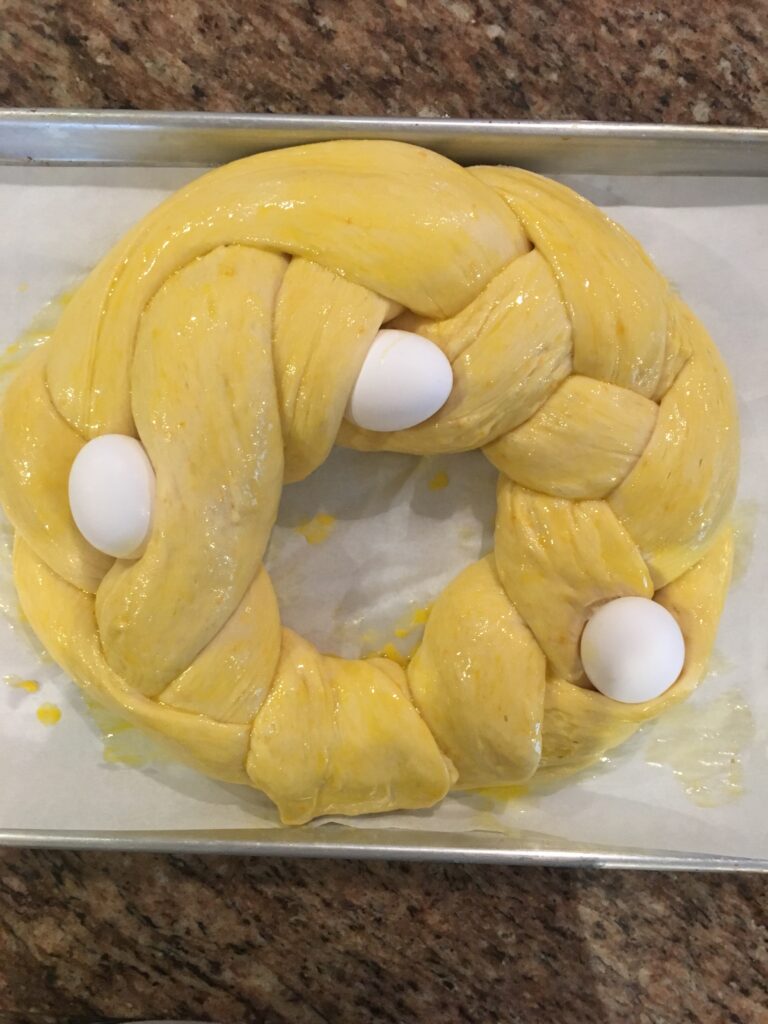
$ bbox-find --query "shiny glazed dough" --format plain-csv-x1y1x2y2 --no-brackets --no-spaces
0,142,739,824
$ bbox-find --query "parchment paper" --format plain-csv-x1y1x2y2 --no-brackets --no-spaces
0,165,766,859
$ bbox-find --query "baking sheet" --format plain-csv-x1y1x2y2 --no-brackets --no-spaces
0,163,767,861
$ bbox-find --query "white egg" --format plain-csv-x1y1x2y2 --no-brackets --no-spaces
346,329,453,432
580,596,685,704
68,434,155,559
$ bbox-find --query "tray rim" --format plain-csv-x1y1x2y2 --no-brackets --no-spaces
1,109,768,173
0,111,766,868
1,827,767,872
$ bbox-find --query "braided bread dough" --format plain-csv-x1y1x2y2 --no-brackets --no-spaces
0,141,738,824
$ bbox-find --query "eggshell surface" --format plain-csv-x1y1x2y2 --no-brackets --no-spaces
346,329,453,432
580,596,686,704
68,434,155,559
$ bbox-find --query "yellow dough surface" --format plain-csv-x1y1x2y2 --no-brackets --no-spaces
0,141,738,824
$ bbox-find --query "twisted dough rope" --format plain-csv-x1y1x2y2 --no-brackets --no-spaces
0,141,738,824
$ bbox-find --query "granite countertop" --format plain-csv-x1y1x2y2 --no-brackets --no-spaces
1,2,767,1022
0,853,766,1024
0,0,766,125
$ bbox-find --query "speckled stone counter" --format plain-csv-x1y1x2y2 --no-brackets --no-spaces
0,852,767,1024
1,2,768,1022
0,0,766,125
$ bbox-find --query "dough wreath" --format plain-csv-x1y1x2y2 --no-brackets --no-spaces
0,141,739,825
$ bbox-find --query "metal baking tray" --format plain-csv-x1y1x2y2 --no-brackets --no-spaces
1,110,767,869
2,110,767,173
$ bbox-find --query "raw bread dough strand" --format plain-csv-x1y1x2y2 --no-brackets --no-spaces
494,482,654,682
46,141,528,439
408,556,545,790
96,246,286,694
0,347,112,593
247,630,455,826
539,527,733,772
608,301,739,587
484,375,659,500
273,258,399,483
338,250,572,454
159,567,282,725
470,165,678,397
14,536,253,785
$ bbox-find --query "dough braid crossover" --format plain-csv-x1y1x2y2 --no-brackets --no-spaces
0,141,738,824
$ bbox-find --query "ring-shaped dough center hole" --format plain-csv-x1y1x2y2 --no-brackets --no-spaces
264,447,498,660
